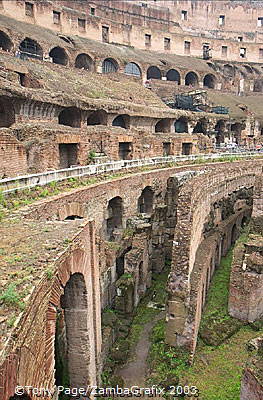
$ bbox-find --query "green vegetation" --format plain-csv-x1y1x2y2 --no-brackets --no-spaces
0,284,24,310
88,150,96,163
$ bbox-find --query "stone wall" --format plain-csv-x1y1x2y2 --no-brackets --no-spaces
0,130,27,178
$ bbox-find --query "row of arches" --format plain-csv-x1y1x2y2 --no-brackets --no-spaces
0,32,217,85
147,66,217,88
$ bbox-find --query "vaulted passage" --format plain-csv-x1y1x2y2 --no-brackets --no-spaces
102,58,118,74
203,73,216,89
87,110,107,125
155,118,171,133
185,71,198,86
60,273,90,388
125,62,141,77
138,186,154,214
0,31,12,51
147,66,161,79
75,53,93,70
58,107,81,128
49,46,68,65
193,118,208,134
112,114,130,129
166,69,181,84
175,116,188,133
106,196,123,241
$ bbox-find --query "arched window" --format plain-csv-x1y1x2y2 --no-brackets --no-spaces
0,31,12,51
166,69,181,84
155,118,171,133
185,71,198,86
138,186,154,214
49,47,68,65
58,107,81,128
203,74,216,89
19,37,43,59
125,62,141,77
0,97,15,127
174,117,188,133
102,58,118,74
112,114,130,129
75,53,93,70
147,66,161,79
87,110,107,126
106,197,123,241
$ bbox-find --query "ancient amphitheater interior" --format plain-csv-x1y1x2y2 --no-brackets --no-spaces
0,1,262,399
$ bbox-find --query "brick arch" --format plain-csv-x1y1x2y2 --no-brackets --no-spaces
184,70,200,86
75,53,94,70
19,37,43,59
49,46,69,66
45,224,101,393
57,202,86,220
0,30,13,51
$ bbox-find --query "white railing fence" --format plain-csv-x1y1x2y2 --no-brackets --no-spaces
0,152,260,194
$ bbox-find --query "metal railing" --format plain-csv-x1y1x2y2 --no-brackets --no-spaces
0,152,260,194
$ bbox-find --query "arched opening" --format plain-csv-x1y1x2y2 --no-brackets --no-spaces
49,46,68,65
147,66,161,79
64,215,83,220
223,64,234,77
174,116,188,133
102,58,118,74
243,65,253,74
75,53,93,70
0,31,12,51
112,114,130,129
231,224,238,245
106,196,123,241
58,273,90,388
185,71,198,86
215,120,226,145
125,62,141,77
87,110,107,126
155,118,171,133
19,37,43,59
138,186,154,214
0,97,15,127
203,73,216,89
166,69,181,84
193,118,208,134
58,107,81,128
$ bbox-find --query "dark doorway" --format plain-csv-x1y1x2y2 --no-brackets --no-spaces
155,118,171,133
231,224,238,245
203,74,216,89
58,107,81,128
185,71,198,86
163,142,171,156
119,142,133,160
87,110,107,126
175,117,188,133
138,186,154,214
182,143,192,155
0,31,12,51
106,197,123,241
112,115,129,129
166,69,181,84
147,66,161,79
49,46,68,65
193,119,207,134
0,97,15,127
75,53,93,70
59,143,78,168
